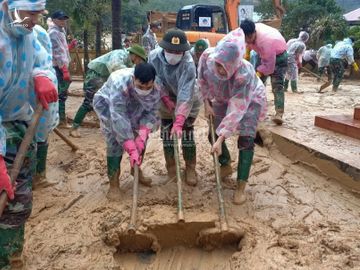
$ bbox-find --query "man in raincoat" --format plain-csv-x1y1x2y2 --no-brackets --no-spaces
0,0,58,267
198,28,267,205
329,37,359,91
69,45,147,138
48,10,72,127
240,19,287,125
284,31,309,93
190,38,209,68
317,44,332,81
93,63,161,200
142,21,161,55
148,28,201,186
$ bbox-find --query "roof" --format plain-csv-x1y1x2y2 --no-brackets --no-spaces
344,8,360,22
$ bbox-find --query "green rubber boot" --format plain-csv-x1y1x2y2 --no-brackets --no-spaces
70,106,90,137
36,142,48,178
284,79,289,92
106,156,122,201
182,141,198,186
234,150,254,205
0,225,25,269
291,80,298,93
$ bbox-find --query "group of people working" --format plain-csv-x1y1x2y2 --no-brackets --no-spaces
0,0,359,267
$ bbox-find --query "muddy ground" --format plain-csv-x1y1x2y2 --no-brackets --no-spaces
23,75,360,269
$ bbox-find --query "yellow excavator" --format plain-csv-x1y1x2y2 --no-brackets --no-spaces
175,0,285,46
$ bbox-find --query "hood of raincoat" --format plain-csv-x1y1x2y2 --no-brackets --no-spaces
343,38,353,46
298,31,309,43
8,0,46,11
326,44,333,49
210,28,246,80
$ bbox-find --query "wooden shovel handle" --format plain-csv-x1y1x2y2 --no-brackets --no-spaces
0,104,43,217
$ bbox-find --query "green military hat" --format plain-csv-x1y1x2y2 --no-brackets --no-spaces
194,39,209,53
159,28,191,52
128,44,147,61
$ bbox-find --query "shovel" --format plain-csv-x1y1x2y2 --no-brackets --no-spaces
300,66,331,93
197,116,244,251
0,104,43,217
173,133,184,222
117,164,159,252
53,128,79,152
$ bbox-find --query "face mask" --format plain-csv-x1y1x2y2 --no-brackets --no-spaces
164,51,183,65
134,87,153,96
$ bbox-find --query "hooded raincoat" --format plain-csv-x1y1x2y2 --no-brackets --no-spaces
93,68,161,157
286,40,306,81
142,26,158,55
47,23,70,68
331,38,355,64
148,47,200,119
317,44,332,68
198,28,267,139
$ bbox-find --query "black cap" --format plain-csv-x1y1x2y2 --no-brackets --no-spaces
51,10,69,20
159,28,190,52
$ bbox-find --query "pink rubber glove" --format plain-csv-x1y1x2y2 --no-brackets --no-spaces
135,125,151,154
33,76,58,110
123,139,141,167
0,156,14,200
170,115,186,137
61,65,71,82
161,96,176,113
68,39,77,50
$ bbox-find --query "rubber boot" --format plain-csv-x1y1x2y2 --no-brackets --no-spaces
185,158,198,186
291,80,298,93
33,142,54,189
272,110,283,125
106,156,122,201
284,79,289,92
131,167,152,186
233,150,254,205
220,164,233,180
70,106,89,138
164,153,176,182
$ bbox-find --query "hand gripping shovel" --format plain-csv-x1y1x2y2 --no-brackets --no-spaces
197,116,244,251
301,66,331,93
117,164,159,252
0,104,43,217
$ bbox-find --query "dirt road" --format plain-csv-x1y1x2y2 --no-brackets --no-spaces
23,75,360,269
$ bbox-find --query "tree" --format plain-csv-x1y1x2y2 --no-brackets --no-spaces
112,0,122,49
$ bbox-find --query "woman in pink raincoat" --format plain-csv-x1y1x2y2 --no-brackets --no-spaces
198,28,267,205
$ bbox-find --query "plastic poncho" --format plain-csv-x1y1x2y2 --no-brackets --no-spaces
148,47,201,119
30,25,59,142
287,31,309,49
303,49,317,63
93,68,161,156
142,26,158,55
317,44,332,68
198,28,267,139
48,24,70,68
286,40,306,81
0,1,56,156
330,38,354,64
88,49,133,78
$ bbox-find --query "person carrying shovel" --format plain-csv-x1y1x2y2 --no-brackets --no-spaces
317,43,333,81
69,45,147,138
0,0,58,267
93,63,161,200
198,27,267,205
148,28,201,186
329,37,359,92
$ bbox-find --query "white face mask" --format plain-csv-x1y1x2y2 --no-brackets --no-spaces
164,51,183,65
134,87,153,96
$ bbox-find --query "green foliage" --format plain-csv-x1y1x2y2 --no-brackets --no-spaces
255,0,290,20
349,26,360,58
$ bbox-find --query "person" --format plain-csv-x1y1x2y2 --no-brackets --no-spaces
284,31,309,93
240,19,287,125
48,10,72,127
0,0,58,268
302,49,317,72
142,21,161,55
148,28,201,186
198,28,267,204
123,38,131,48
93,64,161,200
69,45,147,138
190,38,209,68
329,37,359,91
317,44,332,81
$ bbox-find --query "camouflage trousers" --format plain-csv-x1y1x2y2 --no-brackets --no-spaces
73,69,107,128
318,65,332,81
329,58,345,89
260,52,288,113
0,121,36,268
55,66,72,121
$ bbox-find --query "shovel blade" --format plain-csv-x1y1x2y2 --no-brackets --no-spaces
197,227,244,251
318,81,332,92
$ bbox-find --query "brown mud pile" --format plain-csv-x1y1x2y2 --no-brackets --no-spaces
23,76,360,269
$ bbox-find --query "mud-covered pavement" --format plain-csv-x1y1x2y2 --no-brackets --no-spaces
23,75,360,269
